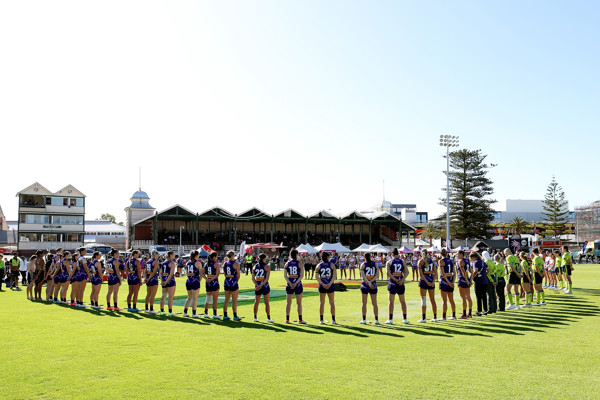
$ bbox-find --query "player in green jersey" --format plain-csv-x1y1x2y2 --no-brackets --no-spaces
503,249,522,310
561,245,574,294
519,251,533,307
554,250,564,290
531,248,546,305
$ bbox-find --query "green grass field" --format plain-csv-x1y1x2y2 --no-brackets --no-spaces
2,265,600,400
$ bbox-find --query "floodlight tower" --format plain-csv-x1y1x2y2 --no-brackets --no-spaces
440,135,460,248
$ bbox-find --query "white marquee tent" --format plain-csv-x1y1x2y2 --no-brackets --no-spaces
315,242,352,253
296,243,319,254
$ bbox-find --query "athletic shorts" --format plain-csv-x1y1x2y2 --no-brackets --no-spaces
339,265,346,269
148,278,159,286
458,280,470,289
419,279,435,290
349,265,356,269
522,274,531,284
440,281,455,293
565,265,572,276
508,273,521,285
285,283,303,295
11,270,20,277
318,283,335,294
224,283,239,292
127,277,140,286
534,272,544,285
360,281,377,295
255,284,270,296
205,281,220,292
79,272,88,281
107,275,120,286
388,283,405,295
91,276,102,286
162,279,176,288
186,280,200,291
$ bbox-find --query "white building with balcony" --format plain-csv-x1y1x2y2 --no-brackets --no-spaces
16,182,86,252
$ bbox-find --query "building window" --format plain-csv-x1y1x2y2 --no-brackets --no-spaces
416,213,428,222
492,212,502,219
42,234,58,242
20,214,50,224
51,215,84,225
46,197,84,207
20,233,40,241
65,234,83,242
569,212,575,219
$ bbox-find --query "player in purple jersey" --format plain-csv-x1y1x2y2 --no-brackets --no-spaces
470,252,489,316
359,253,379,324
385,248,409,324
75,248,90,307
45,250,60,301
88,251,104,309
347,254,357,280
59,252,72,304
456,250,473,319
183,250,203,318
417,250,438,322
203,252,221,319
144,250,160,314
126,250,143,312
316,252,337,325
50,253,62,303
338,254,347,280
160,251,177,315
252,253,273,322
284,249,306,324
68,249,80,306
106,249,122,311
223,251,242,321
438,248,457,321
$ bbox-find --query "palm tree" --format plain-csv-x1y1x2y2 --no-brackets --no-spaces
420,223,441,245
507,216,529,235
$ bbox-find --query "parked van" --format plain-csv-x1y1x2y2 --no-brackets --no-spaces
148,245,168,256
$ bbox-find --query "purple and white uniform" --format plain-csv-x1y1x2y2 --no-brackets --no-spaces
223,260,239,291
185,261,201,291
439,257,455,292
253,262,270,296
161,260,176,288
388,257,405,295
285,260,303,295
418,258,435,290
318,262,334,294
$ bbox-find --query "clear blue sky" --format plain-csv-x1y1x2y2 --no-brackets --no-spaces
1,1,598,222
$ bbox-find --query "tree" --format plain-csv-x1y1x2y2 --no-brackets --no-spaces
420,223,441,245
541,176,569,237
440,149,496,240
99,213,116,223
507,216,529,235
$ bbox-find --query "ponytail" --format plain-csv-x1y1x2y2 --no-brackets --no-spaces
365,252,373,268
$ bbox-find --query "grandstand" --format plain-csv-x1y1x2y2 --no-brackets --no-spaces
128,205,417,252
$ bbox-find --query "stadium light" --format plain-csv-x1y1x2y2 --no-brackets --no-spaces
440,134,460,248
